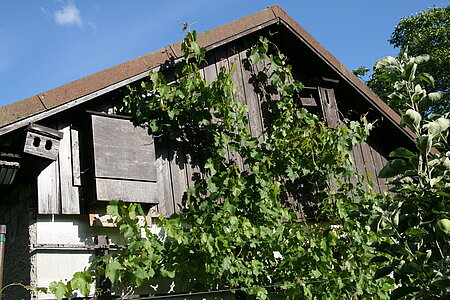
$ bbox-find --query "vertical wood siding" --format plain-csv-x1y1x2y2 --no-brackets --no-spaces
37,122,80,214
36,42,392,217
143,43,393,216
59,125,80,214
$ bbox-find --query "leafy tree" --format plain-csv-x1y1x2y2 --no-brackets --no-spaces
372,53,450,299
50,32,391,299
352,66,370,79
389,6,449,93
367,5,449,114
369,51,448,115
366,18,450,297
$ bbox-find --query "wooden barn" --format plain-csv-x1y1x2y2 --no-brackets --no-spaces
0,5,414,299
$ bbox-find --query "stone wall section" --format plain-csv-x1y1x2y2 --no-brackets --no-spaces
0,184,35,300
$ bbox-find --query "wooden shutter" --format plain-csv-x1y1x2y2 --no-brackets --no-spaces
90,113,158,203
37,123,81,214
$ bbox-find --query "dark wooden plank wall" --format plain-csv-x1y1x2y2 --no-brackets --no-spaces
36,42,391,217
318,87,341,128
319,88,391,194
351,141,391,194
154,42,272,215
153,42,393,216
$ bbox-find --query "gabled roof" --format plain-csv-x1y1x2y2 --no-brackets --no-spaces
0,5,411,140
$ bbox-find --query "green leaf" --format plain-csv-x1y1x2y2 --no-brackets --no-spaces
133,265,148,279
370,256,390,263
249,47,265,64
379,159,411,178
106,200,121,218
403,62,417,82
426,117,450,136
105,260,122,284
149,120,160,132
389,147,416,159
420,91,447,111
405,227,427,237
204,159,217,176
374,267,394,279
431,276,450,287
380,228,395,238
70,271,93,296
416,73,435,87
49,282,70,300
375,56,398,69
401,109,421,131
443,157,450,171
191,42,201,56
410,54,430,65
160,266,176,278
391,286,420,300
416,136,432,155
119,223,135,238
399,262,419,274
427,92,445,103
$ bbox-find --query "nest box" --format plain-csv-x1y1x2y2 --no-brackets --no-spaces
24,123,63,160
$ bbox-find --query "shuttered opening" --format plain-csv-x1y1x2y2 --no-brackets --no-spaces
36,112,159,214
90,113,158,204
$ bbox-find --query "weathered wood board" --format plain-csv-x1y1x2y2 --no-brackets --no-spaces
59,125,80,214
154,138,175,216
37,159,61,214
318,87,341,128
71,127,82,186
91,114,156,182
37,123,81,214
95,178,158,203
90,113,158,204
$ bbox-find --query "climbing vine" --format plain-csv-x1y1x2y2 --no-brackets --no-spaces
50,31,392,299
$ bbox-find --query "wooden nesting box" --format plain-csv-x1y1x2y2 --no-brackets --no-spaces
24,123,63,160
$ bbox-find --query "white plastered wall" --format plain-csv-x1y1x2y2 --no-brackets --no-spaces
33,215,235,300
33,215,123,299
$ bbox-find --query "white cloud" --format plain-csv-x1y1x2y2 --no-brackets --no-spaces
54,3,82,26
40,7,50,16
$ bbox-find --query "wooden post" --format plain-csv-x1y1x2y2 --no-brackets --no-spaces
0,225,6,300
95,235,111,299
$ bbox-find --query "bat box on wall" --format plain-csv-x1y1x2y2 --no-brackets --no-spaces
24,123,63,160
89,112,158,204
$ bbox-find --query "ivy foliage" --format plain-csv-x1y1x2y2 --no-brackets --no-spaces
51,32,391,299
372,53,450,299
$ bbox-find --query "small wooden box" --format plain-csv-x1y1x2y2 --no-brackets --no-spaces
24,123,63,160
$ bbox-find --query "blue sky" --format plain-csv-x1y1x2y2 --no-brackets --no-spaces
0,0,448,107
